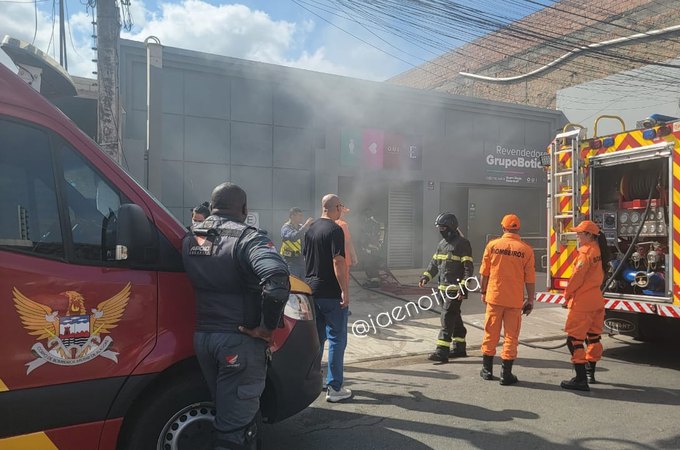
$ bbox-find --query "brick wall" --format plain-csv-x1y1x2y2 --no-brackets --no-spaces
389,0,680,108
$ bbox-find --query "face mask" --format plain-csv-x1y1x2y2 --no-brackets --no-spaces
440,228,456,241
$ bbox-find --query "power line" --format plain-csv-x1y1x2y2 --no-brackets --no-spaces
314,0,680,96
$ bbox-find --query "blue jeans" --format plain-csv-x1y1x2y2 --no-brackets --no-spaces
315,297,349,391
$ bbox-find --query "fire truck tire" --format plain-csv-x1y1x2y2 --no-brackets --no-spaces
117,370,213,450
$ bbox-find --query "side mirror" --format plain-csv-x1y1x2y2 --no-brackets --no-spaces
105,203,158,263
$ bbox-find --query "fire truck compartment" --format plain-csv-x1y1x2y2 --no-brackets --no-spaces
589,150,672,302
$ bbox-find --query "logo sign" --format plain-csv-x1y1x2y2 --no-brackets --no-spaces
604,318,636,333
483,142,546,186
245,212,260,229
13,283,132,374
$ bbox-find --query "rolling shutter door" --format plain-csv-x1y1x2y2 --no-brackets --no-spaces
387,185,415,268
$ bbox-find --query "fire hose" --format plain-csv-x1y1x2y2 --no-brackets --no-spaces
601,172,660,294
349,272,567,351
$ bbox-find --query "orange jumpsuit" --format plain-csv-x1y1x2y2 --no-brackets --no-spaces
479,233,535,360
336,218,354,286
563,241,605,364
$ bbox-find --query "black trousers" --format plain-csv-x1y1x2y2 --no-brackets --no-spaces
437,293,467,345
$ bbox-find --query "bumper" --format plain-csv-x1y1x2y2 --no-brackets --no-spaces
261,318,321,423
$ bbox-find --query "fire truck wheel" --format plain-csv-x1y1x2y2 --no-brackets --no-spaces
118,371,213,450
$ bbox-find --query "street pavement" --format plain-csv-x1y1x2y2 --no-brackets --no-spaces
341,269,566,363
264,336,680,449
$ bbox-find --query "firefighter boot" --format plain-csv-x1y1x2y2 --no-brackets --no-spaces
428,346,449,363
560,364,590,391
480,354,494,380
499,359,518,386
450,341,467,358
585,361,597,384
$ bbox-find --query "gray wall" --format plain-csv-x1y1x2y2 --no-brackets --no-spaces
119,39,565,267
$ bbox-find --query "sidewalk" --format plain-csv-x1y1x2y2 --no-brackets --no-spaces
337,269,567,364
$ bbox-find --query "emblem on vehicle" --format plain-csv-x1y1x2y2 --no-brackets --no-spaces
13,283,131,374
604,318,635,333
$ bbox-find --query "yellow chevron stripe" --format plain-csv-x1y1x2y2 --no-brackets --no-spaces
0,379,60,449
673,161,680,183
0,433,59,450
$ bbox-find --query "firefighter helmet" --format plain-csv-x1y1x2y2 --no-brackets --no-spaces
435,212,458,231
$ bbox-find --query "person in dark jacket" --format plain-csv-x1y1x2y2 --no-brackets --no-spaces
182,182,290,450
419,212,474,363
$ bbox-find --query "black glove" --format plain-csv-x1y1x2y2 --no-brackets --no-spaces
522,301,534,316
419,276,429,286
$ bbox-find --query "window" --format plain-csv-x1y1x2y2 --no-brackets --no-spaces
0,119,64,258
59,143,126,262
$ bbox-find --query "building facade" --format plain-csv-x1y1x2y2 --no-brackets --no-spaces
118,40,565,268
389,0,680,109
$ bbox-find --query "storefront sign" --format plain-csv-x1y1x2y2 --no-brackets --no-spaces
341,128,422,170
483,142,546,186
341,128,362,167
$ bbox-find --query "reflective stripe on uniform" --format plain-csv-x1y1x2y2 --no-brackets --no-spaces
438,284,459,291
280,239,302,257
433,253,462,261
423,272,432,280
436,339,451,347
451,337,466,343
461,256,473,263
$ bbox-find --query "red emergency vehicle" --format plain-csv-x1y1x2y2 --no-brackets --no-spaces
537,116,680,339
0,63,321,449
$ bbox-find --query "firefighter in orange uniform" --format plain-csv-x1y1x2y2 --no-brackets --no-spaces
561,220,610,391
479,214,535,385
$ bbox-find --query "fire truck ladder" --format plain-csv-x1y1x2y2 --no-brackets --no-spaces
550,127,583,244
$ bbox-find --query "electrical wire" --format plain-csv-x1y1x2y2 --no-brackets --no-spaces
46,0,56,56
64,0,81,57
294,0,680,107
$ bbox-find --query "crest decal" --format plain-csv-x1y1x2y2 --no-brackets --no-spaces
13,283,132,374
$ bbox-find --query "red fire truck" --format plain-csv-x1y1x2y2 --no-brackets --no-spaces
536,115,680,339
0,61,321,449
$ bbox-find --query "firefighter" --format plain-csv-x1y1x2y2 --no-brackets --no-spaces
182,182,290,449
479,214,535,385
280,207,313,279
359,209,384,288
419,212,473,362
561,220,610,391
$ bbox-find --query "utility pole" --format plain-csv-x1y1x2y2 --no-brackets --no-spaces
96,0,122,164
58,0,67,70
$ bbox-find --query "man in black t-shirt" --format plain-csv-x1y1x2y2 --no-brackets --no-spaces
304,194,352,402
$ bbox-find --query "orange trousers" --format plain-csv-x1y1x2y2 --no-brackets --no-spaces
564,308,604,364
481,303,522,360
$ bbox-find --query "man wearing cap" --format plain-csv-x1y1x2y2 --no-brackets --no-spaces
561,220,610,391
479,214,535,385
419,212,474,362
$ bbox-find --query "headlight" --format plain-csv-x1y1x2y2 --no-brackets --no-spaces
284,293,314,321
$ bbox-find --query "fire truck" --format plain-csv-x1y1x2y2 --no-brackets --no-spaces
536,114,680,339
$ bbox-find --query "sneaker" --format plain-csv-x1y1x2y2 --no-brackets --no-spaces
326,386,352,402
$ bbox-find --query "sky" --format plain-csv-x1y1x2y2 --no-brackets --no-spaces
0,0,544,81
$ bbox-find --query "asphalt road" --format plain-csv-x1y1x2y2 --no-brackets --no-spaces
263,336,680,449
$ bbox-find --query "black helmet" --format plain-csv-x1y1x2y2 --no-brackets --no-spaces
435,212,458,231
